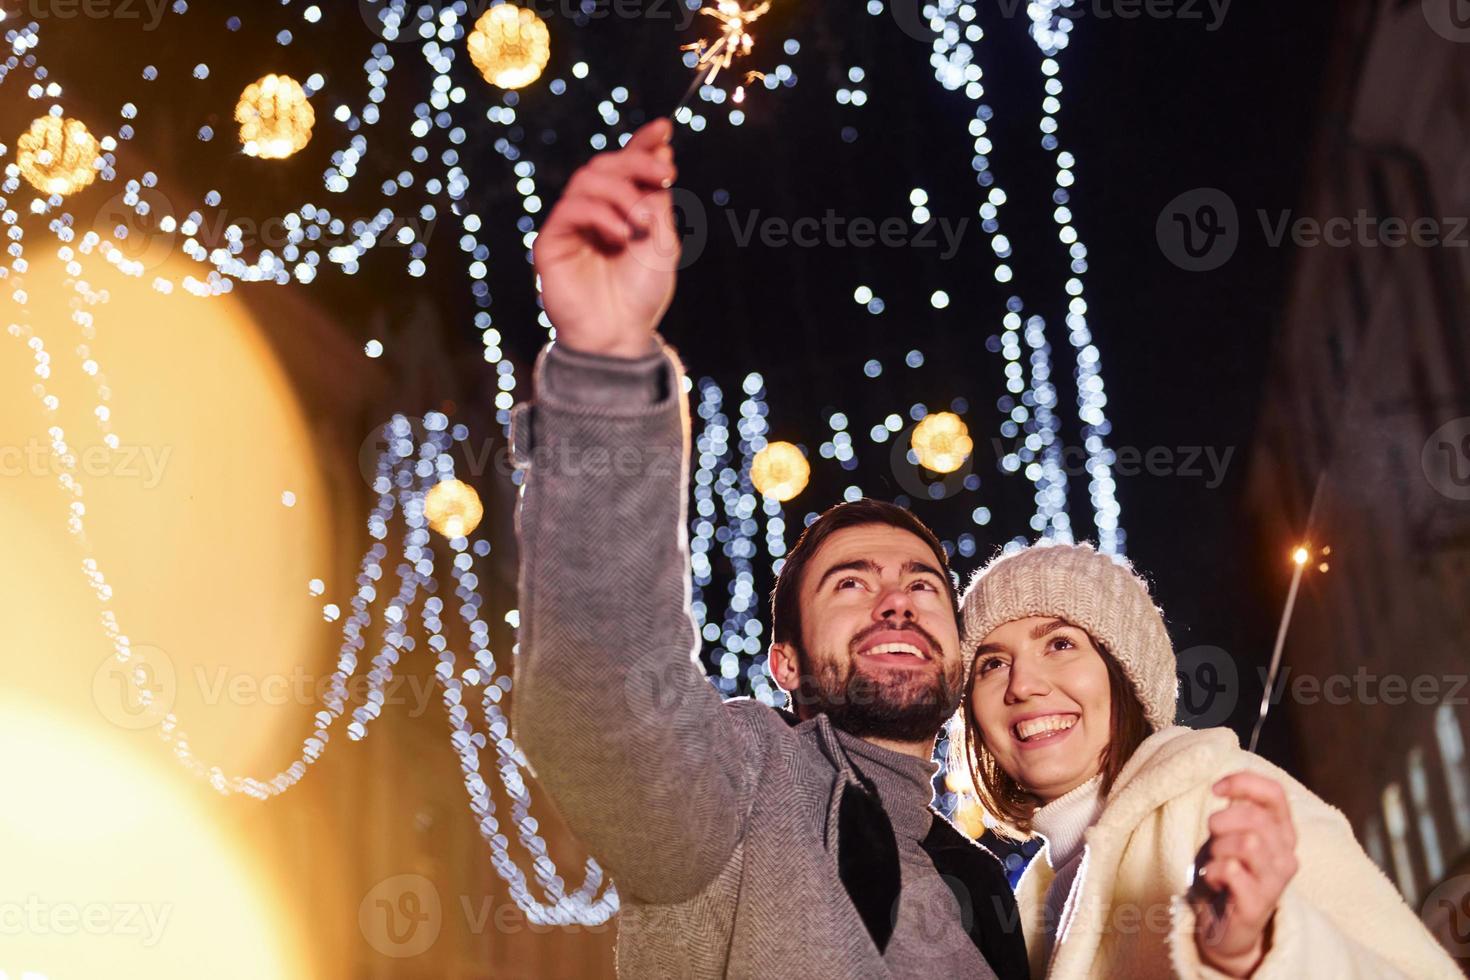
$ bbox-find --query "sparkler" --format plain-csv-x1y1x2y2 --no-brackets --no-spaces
672,0,771,119
1248,543,1319,752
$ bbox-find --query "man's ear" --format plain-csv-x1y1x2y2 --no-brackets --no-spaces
767,641,800,695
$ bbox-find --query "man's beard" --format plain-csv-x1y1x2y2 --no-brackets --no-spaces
793,625,961,742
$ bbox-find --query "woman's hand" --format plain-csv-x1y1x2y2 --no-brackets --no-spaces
1190,771,1300,977
532,117,681,359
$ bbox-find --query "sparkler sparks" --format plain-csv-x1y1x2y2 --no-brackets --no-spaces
673,1,771,116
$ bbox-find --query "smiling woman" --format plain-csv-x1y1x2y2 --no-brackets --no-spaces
964,617,1149,826
951,541,1461,980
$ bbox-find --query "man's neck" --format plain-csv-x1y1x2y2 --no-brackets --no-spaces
857,734,938,761
788,707,940,762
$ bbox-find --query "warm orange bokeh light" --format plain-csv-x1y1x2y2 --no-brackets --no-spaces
0,250,350,977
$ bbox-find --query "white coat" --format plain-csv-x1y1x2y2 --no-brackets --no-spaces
1013,725,1462,978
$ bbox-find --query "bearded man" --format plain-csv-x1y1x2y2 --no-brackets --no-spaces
511,117,1028,979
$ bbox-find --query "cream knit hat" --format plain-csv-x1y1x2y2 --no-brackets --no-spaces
959,541,1177,731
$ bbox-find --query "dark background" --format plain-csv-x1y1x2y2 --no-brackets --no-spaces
19,0,1337,757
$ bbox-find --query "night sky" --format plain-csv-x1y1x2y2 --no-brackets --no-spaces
30,0,1339,761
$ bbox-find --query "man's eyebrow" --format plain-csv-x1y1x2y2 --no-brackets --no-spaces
900,559,946,581
814,558,881,591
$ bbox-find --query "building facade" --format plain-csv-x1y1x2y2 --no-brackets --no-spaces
1245,0,1470,968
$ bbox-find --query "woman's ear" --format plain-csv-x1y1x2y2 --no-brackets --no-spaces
767,642,800,694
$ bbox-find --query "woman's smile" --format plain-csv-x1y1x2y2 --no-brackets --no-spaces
1011,712,1080,749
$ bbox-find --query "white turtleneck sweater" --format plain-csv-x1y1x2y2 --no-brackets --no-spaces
1028,773,1106,962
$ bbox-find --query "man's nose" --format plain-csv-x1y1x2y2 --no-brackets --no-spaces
874,584,917,621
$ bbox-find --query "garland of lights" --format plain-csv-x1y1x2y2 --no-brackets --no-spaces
2,0,1126,925
898,0,1124,554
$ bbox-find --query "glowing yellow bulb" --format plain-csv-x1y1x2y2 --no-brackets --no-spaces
1292,546,1310,566
235,74,315,159
16,115,99,196
467,5,551,90
911,412,973,474
943,767,975,795
952,797,988,840
751,441,809,502
1318,562,1330,573
424,479,484,539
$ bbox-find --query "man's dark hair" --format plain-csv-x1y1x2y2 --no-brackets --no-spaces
769,498,959,651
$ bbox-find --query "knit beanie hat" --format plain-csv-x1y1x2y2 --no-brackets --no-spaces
959,541,1177,731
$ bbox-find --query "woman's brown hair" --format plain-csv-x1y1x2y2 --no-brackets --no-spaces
951,632,1152,839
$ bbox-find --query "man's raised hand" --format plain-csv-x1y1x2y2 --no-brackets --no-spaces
533,117,681,358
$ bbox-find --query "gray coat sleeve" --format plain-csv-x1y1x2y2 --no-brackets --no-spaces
509,338,759,903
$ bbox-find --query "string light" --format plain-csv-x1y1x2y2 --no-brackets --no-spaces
16,115,98,196
750,441,810,501
466,5,551,91
5,335,618,921
1024,0,1123,553
911,412,973,474
0,0,1137,920
424,478,484,539
235,74,315,159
